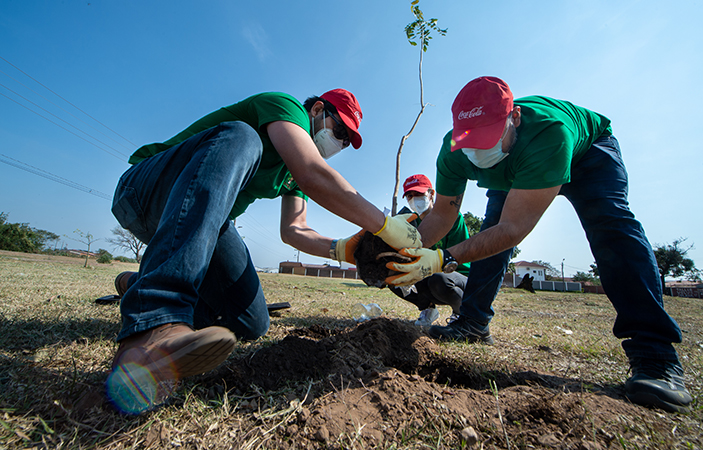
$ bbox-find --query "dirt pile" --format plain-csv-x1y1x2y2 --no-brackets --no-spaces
221,318,667,449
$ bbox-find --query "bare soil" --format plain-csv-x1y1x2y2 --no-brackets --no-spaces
195,318,675,449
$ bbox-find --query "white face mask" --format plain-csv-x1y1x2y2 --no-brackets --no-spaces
312,111,344,159
407,194,431,215
461,118,515,169
461,143,508,168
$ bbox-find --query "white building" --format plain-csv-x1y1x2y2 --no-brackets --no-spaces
514,261,548,281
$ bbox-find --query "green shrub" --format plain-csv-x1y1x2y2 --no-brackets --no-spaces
97,249,113,264
114,255,137,263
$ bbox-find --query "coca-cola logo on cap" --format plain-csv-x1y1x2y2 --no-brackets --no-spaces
458,106,484,120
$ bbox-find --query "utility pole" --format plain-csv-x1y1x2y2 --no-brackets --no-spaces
561,258,565,292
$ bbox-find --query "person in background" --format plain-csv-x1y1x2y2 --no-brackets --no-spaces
108,89,420,413
387,76,692,414
389,174,471,327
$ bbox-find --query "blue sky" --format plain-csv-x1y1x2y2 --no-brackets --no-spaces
1,0,701,278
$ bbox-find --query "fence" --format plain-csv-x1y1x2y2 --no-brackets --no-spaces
503,273,582,292
666,286,703,299
279,263,360,280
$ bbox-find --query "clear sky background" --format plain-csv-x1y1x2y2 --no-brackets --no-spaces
1,0,701,278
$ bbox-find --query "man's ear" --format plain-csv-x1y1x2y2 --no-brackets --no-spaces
311,100,325,117
512,106,522,127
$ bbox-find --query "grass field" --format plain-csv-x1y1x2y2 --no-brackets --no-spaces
0,250,701,449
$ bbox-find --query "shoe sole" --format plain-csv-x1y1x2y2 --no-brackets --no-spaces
429,328,495,345
107,331,236,414
626,390,691,414
144,331,237,379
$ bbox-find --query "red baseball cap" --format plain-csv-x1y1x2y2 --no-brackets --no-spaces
320,88,363,149
402,174,433,197
450,76,513,151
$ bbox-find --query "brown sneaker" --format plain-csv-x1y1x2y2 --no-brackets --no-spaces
114,271,137,296
106,323,236,414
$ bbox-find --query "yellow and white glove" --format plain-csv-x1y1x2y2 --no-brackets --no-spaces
331,230,365,264
374,213,422,250
385,248,443,286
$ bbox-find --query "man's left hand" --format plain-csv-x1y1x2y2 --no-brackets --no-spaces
385,248,443,286
332,230,365,264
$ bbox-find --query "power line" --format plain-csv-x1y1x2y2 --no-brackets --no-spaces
0,85,128,161
0,67,134,152
0,153,112,201
0,55,137,148
237,214,280,241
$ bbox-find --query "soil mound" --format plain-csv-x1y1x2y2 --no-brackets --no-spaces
220,318,667,449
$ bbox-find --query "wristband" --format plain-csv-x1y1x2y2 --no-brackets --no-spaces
442,249,458,273
329,239,338,260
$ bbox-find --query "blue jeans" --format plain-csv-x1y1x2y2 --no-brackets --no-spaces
111,121,270,342
460,135,682,361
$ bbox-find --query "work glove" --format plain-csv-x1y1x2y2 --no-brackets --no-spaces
373,213,422,250
331,230,365,264
385,247,443,286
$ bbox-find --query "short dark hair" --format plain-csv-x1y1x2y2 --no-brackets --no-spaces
303,96,338,114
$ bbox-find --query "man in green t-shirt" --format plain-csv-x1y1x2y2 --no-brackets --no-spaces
387,77,691,414
106,89,421,413
389,174,470,327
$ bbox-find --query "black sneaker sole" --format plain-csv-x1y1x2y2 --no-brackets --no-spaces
626,390,691,414
428,327,495,345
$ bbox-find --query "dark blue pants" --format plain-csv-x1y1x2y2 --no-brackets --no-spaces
390,271,467,313
111,122,270,342
460,135,682,361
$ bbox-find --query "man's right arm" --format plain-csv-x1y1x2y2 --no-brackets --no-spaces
417,193,464,248
267,120,386,233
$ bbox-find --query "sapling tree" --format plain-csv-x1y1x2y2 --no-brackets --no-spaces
391,0,447,215
70,229,99,268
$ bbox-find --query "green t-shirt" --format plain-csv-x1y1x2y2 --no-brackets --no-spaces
128,92,310,219
399,206,471,276
436,96,613,195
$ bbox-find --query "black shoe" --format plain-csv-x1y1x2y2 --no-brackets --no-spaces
625,358,692,414
428,316,494,344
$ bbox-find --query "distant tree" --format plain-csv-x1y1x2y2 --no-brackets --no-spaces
462,211,521,273
654,238,698,291
0,212,59,253
531,260,560,280
572,271,595,283
589,263,599,278
507,247,521,274
391,0,447,215
588,263,602,285
107,226,145,263
70,229,99,268
463,211,483,236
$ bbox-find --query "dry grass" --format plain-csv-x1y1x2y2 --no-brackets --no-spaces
0,249,701,449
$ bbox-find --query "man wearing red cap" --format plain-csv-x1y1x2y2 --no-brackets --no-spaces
107,90,421,413
390,174,471,327
387,77,692,413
